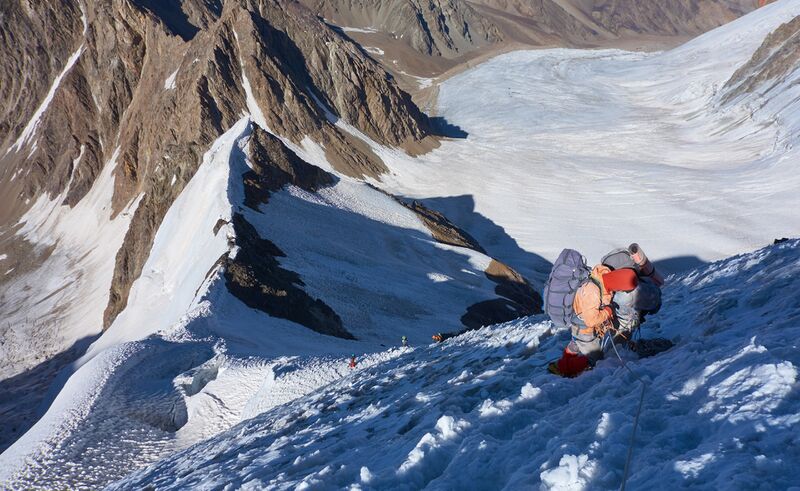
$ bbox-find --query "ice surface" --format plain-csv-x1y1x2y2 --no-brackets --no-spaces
378,1,800,280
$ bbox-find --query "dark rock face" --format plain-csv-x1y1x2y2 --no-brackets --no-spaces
244,126,336,208
485,259,542,313
400,200,486,253
461,259,543,329
722,15,800,103
220,124,351,339
223,214,353,339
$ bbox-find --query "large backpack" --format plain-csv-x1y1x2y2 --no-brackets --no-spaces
601,248,639,272
544,249,592,328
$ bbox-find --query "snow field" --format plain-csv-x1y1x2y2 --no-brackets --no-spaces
378,0,800,280
109,239,800,490
0,288,409,490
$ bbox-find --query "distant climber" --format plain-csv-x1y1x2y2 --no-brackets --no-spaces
544,244,665,377
432,330,467,343
401,336,408,348
349,355,357,368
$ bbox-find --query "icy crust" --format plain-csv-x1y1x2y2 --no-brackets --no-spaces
109,240,800,490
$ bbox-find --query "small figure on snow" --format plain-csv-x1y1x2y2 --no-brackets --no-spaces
544,243,667,377
401,336,408,348
432,333,444,343
349,355,357,369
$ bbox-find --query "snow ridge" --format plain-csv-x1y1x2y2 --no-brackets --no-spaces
109,240,800,490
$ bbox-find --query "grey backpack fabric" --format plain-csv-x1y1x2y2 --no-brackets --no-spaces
613,277,662,332
601,248,639,272
544,249,592,327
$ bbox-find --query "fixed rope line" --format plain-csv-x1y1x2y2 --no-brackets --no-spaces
608,334,647,491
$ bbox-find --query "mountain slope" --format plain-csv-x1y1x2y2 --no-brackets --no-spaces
1,1,799,488
308,0,755,84
0,115,539,489
0,0,444,452
303,0,503,58
109,239,800,490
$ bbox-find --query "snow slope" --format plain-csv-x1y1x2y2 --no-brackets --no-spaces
3,3,800,489
379,0,800,280
0,117,514,488
110,239,800,490
0,147,141,451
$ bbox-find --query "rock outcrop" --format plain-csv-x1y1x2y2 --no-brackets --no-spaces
223,213,353,340
400,199,542,329
221,125,352,339
722,15,800,103
401,200,486,253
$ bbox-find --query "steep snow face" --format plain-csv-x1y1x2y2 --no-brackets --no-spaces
108,240,800,490
84,117,250,357
0,148,140,377
380,1,800,280
250,180,496,342
0,147,141,452
0,112,514,488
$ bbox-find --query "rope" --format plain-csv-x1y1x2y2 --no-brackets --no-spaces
608,334,647,491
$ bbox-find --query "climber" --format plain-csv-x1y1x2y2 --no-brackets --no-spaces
349,355,357,368
401,336,408,348
545,244,664,377
432,333,444,343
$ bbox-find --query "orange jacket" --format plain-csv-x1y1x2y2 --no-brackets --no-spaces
572,265,613,333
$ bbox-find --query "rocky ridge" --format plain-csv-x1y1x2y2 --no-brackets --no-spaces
722,14,800,103
0,0,436,334
0,0,438,451
302,0,503,58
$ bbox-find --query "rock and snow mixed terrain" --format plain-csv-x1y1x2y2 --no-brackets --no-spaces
1,0,799,489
